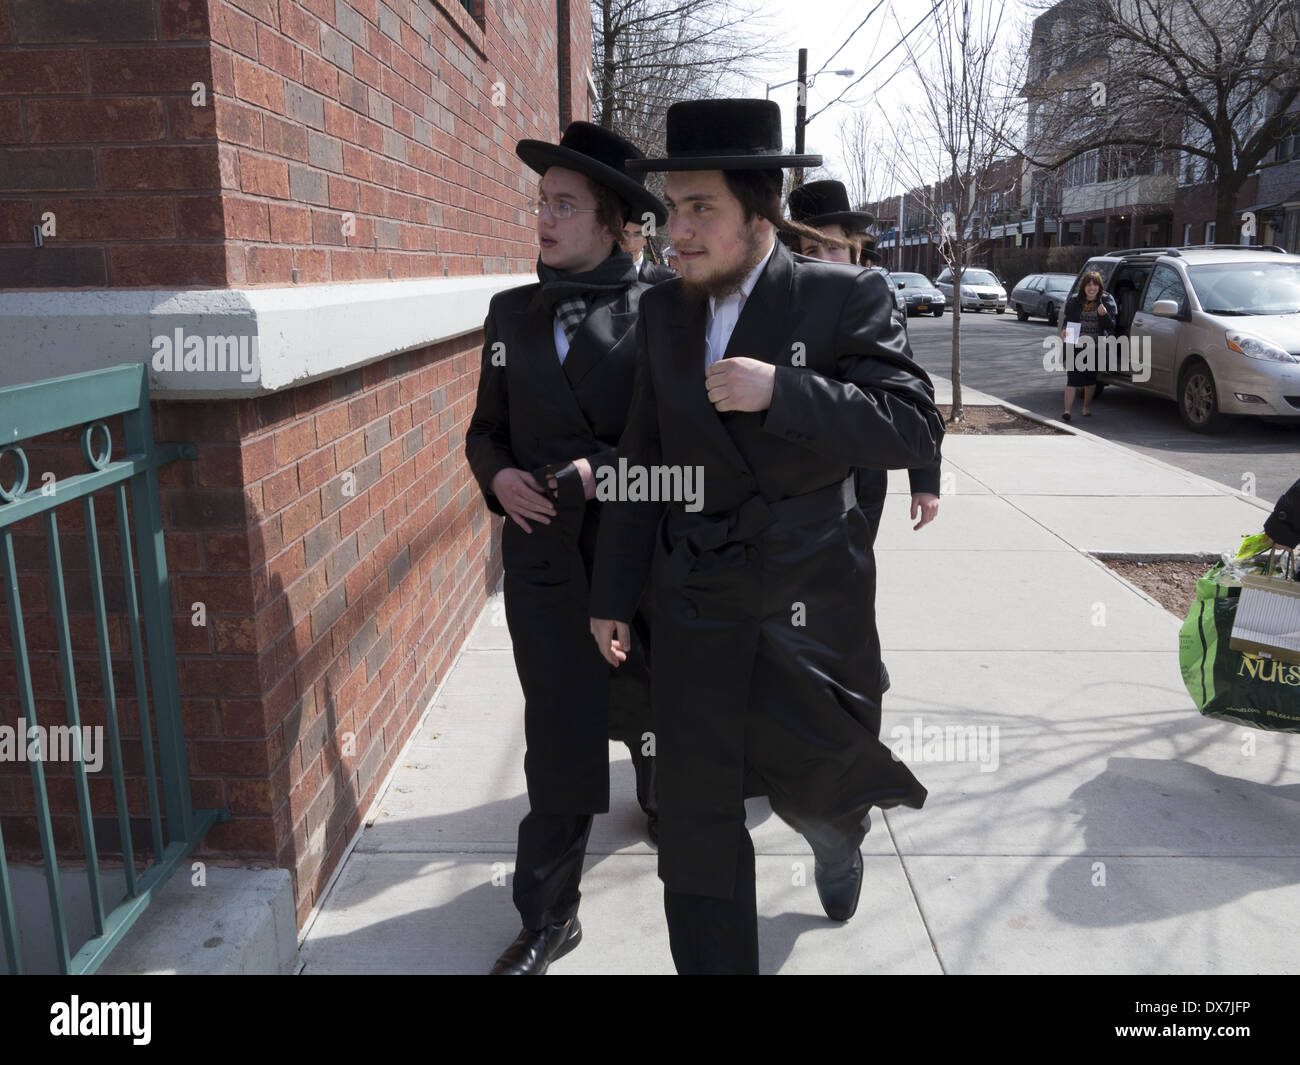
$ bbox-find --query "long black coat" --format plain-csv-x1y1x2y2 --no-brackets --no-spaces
465,276,652,815
590,239,944,898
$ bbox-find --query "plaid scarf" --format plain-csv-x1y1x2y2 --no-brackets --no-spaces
532,249,638,345
553,295,589,342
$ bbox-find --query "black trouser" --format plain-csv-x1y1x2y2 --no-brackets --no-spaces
664,823,758,974
513,811,593,930
662,801,870,974
513,740,656,930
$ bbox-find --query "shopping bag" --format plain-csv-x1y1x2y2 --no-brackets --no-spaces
1178,563,1300,733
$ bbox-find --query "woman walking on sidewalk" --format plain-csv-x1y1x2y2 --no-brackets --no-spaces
1060,270,1118,422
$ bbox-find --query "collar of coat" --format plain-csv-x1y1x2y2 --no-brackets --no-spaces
511,264,644,393
663,236,798,475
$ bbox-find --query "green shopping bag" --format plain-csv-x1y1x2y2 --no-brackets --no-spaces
1179,564,1300,733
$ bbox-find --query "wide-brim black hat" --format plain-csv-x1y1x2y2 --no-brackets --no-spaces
517,121,668,226
626,99,822,172
788,180,874,232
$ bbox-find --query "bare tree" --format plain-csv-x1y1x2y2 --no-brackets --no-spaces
592,0,780,156
876,0,1026,422
1022,0,1300,242
839,110,892,212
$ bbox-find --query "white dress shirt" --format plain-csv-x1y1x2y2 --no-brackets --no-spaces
705,238,776,368
553,316,570,364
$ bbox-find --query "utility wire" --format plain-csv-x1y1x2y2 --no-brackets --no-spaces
807,0,949,125
812,0,890,78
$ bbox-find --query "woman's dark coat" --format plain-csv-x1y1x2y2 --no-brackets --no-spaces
589,238,943,898
465,277,652,815
1062,290,1120,334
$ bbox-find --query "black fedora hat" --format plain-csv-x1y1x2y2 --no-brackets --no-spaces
517,121,668,226
788,180,874,232
626,99,822,172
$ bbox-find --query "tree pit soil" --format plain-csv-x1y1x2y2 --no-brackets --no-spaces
940,404,1067,435
1100,557,1217,617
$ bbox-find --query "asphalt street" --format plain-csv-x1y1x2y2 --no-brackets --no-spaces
903,309,1300,506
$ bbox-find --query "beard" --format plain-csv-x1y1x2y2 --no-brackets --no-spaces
680,222,770,302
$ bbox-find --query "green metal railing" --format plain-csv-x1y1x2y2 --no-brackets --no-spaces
0,364,226,974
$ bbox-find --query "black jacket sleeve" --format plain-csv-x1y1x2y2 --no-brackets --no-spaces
761,268,944,472
907,453,942,496
464,301,514,517
589,311,665,623
1265,477,1300,550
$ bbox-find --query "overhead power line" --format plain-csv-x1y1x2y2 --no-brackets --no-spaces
807,0,949,125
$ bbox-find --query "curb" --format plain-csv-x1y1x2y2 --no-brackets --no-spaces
937,377,1277,514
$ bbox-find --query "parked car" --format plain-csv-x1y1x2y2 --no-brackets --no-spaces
1010,273,1075,322
1060,245,1300,432
934,267,1007,312
892,272,946,316
867,266,908,331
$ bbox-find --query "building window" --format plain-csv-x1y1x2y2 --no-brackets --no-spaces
1204,221,1216,243
458,0,477,14
1183,223,1192,246
1285,209,1300,254
1277,135,1297,163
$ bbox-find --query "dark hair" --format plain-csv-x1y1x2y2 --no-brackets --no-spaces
1080,269,1105,296
792,223,863,259
721,169,841,249
584,175,632,245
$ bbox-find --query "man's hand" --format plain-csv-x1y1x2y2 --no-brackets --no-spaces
705,357,776,412
590,617,631,667
490,467,555,532
910,492,940,530
546,457,597,501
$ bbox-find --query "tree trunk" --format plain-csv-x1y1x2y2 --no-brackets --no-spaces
950,250,963,423
1216,171,1247,245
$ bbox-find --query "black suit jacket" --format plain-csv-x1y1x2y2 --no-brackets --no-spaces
590,240,943,623
465,280,647,514
638,258,676,285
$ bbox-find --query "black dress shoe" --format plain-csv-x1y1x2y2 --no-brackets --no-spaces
489,917,582,975
814,849,863,922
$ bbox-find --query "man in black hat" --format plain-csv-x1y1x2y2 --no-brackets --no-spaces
588,99,943,974
465,121,667,975
788,179,943,542
787,177,944,814
620,219,676,285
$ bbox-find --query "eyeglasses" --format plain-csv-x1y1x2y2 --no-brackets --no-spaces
530,198,598,221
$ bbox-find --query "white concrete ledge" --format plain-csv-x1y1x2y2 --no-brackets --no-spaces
0,274,529,399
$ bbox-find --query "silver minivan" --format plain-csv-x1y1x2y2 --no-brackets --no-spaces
1061,245,1300,432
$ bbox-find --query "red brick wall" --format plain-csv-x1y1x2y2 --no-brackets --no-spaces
0,0,220,287
0,0,586,288
557,0,593,129
171,335,499,925
1,0,588,930
0,336,501,927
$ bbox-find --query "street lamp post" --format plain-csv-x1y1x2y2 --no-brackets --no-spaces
765,60,854,188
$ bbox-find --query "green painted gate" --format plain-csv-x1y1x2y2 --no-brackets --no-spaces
0,364,226,973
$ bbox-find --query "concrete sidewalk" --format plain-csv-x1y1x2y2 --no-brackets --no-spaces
297,381,1300,975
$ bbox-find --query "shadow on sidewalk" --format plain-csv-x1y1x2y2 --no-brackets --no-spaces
1046,756,1300,928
